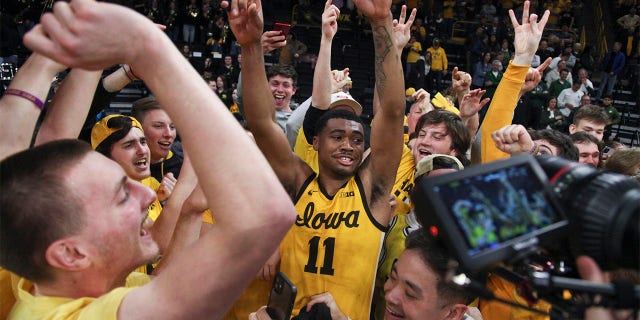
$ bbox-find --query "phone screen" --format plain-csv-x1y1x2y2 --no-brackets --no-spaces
266,272,297,320
273,22,291,38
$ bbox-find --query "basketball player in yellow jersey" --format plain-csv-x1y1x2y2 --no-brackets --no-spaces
234,0,405,317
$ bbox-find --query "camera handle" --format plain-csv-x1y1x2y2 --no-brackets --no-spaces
454,266,640,319
530,271,640,310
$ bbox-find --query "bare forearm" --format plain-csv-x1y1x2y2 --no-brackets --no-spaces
0,54,63,159
34,69,102,145
311,35,333,109
102,65,133,92
370,16,404,118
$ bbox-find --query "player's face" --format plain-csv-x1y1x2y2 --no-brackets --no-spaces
314,118,364,179
570,119,605,141
575,142,600,167
110,127,151,181
68,152,159,274
269,75,296,111
384,249,455,320
412,123,456,163
141,109,176,163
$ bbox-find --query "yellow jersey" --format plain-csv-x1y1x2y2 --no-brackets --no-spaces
280,173,386,318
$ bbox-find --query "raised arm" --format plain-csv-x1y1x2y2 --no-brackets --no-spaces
311,0,340,110
23,0,295,318
480,0,549,163
372,5,415,116
0,54,66,159
355,0,406,210
231,0,306,194
34,68,102,145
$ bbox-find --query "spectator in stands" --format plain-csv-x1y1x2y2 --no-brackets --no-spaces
557,24,575,47
214,75,233,108
480,0,498,20
498,38,512,67
472,52,493,90
538,96,566,131
407,58,427,91
405,33,423,78
145,0,163,24
568,93,595,124
571,131,601,167
557,80,584,117
278,32,308,66
483,59,503,99
544,59,565,87
596,42,626,102
549,51,572,74
4,2,297,320
220,54,240,88
523,72,550,117
548,68,572,98
427,38,448,92
616,7,640,56
576,68,595,96
536,40,554,64
577,44,596,73
165,1,180,43
182,0,200,44
411,18,427,45
569,105,609,141
600,94,621,140
469,33,490,69
488,33,501,53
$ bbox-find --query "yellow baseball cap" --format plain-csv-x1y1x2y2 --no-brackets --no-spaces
405,87,416,97
91,114,144,150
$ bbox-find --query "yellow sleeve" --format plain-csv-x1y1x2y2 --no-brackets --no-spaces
480,62,529,164
293,128,319,173
442,48,448,70
481,274,551,320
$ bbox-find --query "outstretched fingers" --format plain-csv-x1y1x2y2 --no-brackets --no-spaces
398,5,406,25
537,57,552,73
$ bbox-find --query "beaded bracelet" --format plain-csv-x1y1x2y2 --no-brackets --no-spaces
4,88,44,110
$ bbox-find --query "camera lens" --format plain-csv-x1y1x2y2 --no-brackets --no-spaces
536,155,640,270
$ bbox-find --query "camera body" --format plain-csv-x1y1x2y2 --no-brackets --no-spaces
413,154,639,274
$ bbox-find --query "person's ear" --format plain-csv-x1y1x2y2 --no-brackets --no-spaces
312,136,319,151
292,86,297,95
569,124,577,134
45,238,91,271
443,304,468,320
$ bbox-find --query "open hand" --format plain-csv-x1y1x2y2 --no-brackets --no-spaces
392,5,417,51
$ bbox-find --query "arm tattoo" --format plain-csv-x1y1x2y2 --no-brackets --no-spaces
371,25,393,94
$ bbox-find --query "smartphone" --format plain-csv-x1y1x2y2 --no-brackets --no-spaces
266,272,297,320
273,22,291,38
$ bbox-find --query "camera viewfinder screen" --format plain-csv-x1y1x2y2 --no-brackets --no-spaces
433,162,561,256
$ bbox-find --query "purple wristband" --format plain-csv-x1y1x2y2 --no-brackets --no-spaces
4,88,44,110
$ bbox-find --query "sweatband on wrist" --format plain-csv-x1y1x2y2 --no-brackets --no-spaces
4,88,44,110
529,143,540,155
